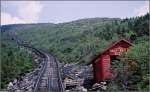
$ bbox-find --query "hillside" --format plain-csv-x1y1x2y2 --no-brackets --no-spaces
1,13,149,91
1,31,34,88
2,14,149,63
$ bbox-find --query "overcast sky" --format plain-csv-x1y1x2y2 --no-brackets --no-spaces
1,1,149,25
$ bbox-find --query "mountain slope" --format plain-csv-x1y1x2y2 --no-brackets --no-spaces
1,13,149,91
1,31,34,89
1,14,149,63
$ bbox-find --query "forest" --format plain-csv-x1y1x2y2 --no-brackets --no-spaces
1,13,149,91
1,31,34,88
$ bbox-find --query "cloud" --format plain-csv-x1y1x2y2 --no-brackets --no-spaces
1,12,26,25
1,1,43,25
17,1,43,23
134,1,149,16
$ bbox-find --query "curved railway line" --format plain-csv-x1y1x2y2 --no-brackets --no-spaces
22,45,65,92
8,32,65,92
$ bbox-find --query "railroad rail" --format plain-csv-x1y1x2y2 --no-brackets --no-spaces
8,32,65,92
22,45,65,92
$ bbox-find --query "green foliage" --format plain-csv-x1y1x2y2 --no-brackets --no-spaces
110,41,150,91
1,13,149,91
124,41,150,90
107,41,149,91
8,13,149,64
1,32,33,89
125,42,149,74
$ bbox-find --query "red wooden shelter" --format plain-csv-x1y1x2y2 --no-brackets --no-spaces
91,39,132,82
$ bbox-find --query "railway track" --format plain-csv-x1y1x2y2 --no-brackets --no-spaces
22,45,65,92
7,32,65,92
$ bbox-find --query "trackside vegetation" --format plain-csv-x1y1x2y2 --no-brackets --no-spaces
1,13,149,91
1,32,33,88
